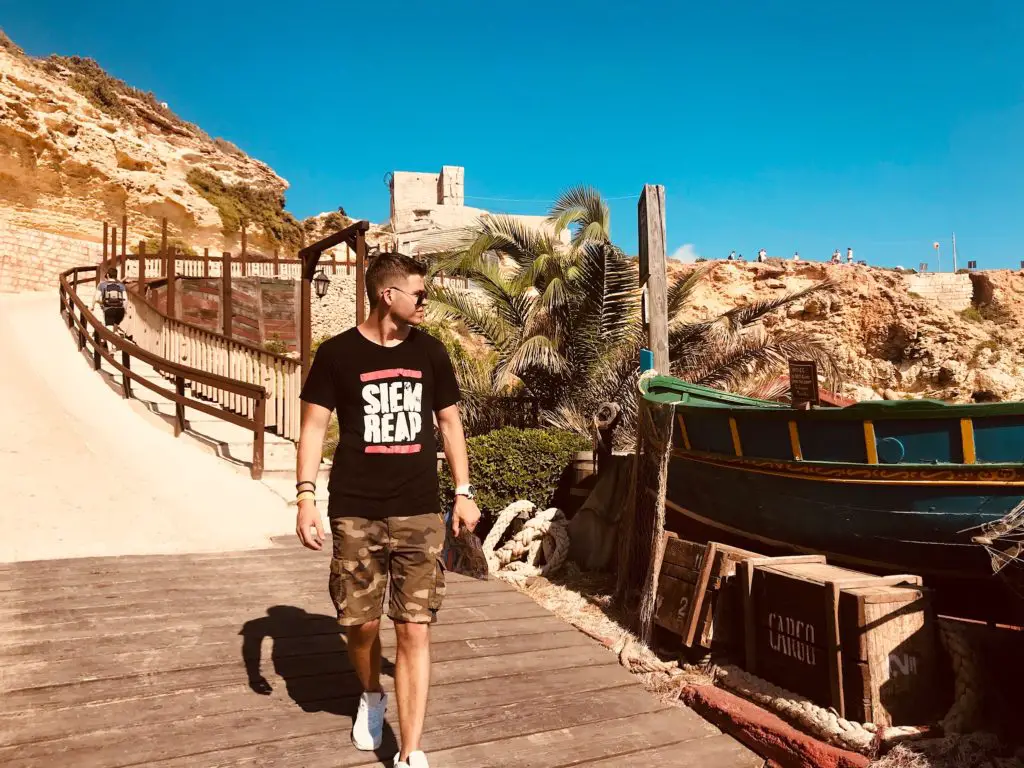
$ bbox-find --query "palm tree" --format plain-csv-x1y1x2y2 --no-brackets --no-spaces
427,187,838,446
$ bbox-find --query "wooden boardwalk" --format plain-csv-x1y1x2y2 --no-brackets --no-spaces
0,539,762,767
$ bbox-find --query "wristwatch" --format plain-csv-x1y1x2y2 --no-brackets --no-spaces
454,484,476,500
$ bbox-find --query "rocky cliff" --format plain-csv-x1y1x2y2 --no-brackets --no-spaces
0,30,295,252
670,259,1024,403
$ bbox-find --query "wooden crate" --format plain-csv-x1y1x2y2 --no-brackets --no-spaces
655,533,759,649
840,584,943,725
738,556,930,722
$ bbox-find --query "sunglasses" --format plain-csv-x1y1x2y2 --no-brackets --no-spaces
386,286,428,307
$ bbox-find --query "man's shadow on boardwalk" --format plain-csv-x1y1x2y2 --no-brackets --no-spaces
239,606,398,759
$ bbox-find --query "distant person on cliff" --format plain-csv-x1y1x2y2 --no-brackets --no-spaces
294,251,481,768
757,248,767,262
847,247,854,264
92,267,127,333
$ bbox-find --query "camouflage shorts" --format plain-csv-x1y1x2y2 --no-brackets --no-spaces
329,513,446,627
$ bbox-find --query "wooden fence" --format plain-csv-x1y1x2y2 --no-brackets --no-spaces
124,285,303,442
59,265,270,479
120,250,469,288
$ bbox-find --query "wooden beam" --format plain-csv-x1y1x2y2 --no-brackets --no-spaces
297,219,370,277
638,185,669,372
160,217,168,278
961,418,976,464
120,214,127,277
355,227,367,325
863,421,878,464
222,251,233,339
300,276,312,383
138,241,147,291
101,222,108,275
166,246,177,319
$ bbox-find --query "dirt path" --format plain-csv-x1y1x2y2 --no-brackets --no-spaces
0,292,296,562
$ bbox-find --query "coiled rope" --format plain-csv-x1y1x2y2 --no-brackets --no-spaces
481,500,570,584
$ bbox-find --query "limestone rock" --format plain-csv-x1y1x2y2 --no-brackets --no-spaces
0,42,287,250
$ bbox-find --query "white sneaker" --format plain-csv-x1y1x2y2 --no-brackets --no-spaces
394,751,429,768
351,691,387,750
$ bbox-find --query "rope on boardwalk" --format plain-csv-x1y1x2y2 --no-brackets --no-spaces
481,500,570,585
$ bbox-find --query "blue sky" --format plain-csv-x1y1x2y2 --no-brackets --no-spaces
5,1,1024,268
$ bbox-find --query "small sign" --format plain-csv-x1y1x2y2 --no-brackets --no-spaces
967,260,977,270
789,360,820,408
640,348,654,372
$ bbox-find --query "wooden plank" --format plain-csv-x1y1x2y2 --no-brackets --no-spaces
346,706,708,768
577,732,762,767
3,623,588,694
1,634,599,745
0,601,554,645
1,642,618,716
0,614,573,669
0,581,525,617
7,683,655,768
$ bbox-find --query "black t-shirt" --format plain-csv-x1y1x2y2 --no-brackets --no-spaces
299,326,461,520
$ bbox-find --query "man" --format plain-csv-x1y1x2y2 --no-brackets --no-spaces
295,252,481,768
91,267,127,333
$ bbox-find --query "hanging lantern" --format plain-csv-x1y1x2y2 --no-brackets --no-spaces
312,268,331,299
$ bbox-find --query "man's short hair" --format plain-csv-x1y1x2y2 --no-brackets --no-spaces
105,267,118,279
365,252,426,308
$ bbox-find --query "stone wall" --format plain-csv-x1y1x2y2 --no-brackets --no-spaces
903,272,974,311
0,216,104,292
310,271,359,343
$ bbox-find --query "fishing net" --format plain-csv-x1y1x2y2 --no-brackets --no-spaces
614,373,676,641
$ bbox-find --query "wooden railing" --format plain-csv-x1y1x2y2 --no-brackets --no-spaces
123,283,303,442
119,252,469,287
59,265,271,479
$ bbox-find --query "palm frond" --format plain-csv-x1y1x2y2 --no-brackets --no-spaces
549,185,611,248
427,285,517,354
666,263,713,321
723,280,834,328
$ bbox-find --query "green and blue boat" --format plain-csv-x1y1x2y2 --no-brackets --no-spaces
643,377,1024,591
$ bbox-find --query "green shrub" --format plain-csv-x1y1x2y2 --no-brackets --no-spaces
972,339,999,364
438,427,589,524
979,302,1013,325
263,335,288,355
133,236,195,256
186,168,303,251
960,307,983,323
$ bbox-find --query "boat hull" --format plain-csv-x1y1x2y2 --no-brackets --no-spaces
665,452,1014,580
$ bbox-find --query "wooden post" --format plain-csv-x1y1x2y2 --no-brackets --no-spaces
300,267,312,383
166,246,177,319
638,184,669,372
619,184,672,643
355,229,367,325
240,225,247,277
203,247,210,278
120,214,128,278
109,225,117,279
138,241,147,291
92,327,101,370
174,375,185,436
273,248,279,278
121,350,132,398
222,251,233,339
102,221,109,275
252,396,266,480
160,218,169,278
